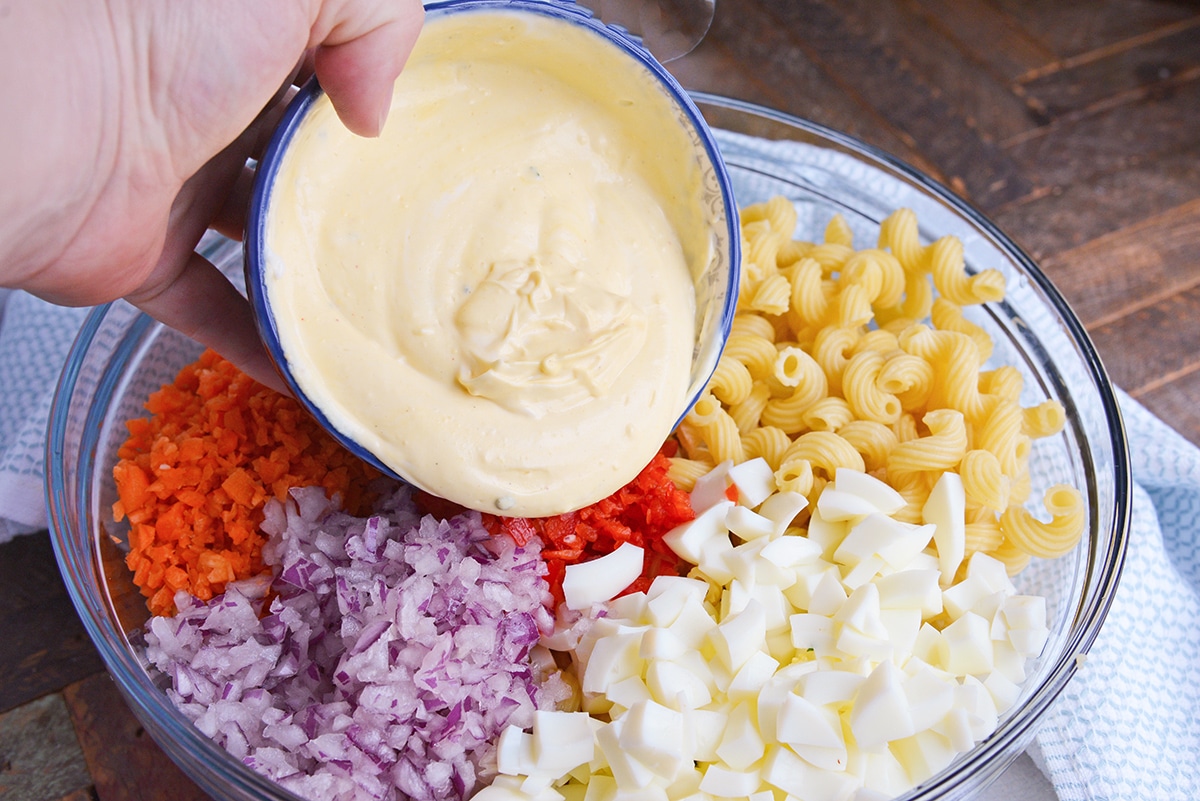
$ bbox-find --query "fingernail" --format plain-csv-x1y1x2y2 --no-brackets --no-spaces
374,94,393,137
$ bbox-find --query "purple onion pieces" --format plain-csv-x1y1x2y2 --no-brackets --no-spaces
144,484,557,801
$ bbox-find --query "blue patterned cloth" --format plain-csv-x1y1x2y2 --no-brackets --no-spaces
1032,392,1200,799
1,134,1196,800
0,289,89,542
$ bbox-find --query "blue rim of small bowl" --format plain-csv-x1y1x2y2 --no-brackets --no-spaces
244,0,742,485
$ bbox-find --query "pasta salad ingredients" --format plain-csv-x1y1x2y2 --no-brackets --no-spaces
145,484,568,801
114,349,380,616
486,463,1050,801
672,198,1085,575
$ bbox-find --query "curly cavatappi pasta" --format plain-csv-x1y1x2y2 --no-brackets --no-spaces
677,197,1086,575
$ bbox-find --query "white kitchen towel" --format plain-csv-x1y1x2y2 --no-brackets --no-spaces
0,127,1195,800
0,289,90,542
1030,392,1200,799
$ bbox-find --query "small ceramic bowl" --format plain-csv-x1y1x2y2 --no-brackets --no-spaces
243,0,741,503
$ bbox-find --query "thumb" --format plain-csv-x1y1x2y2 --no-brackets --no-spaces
308,0,425,137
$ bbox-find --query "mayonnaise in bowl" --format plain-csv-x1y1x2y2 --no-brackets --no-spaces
247,0,738,517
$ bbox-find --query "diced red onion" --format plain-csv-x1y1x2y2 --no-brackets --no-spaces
145,484,556,801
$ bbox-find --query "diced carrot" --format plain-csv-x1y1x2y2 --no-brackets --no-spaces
112,462,151,520
221,468,259,507
113,349,380,617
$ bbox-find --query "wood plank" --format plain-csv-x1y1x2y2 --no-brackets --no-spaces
907,0,1056,81
667,35,784,109
666,1,939,175
0,534,104,714
850,0,1048,140
0,694,93,800
987,0,1199,59
1035,199,1200,328
991,143,1200,262
1019,20,1200,119
63,673,210,801
1135,365,1200,448
751,0,1034,209
1087,283,1200,398
1002,76,1200,191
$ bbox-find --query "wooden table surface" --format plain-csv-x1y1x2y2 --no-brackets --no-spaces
3,1,1198,798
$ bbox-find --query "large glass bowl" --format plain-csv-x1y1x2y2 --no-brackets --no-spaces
46,93,1130,801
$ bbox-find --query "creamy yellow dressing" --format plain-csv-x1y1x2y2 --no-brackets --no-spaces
265,9,715,516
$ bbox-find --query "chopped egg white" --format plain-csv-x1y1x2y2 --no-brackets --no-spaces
562,542,645,610
487,467,1051,801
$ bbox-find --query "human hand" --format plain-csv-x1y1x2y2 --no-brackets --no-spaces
0,0,425,390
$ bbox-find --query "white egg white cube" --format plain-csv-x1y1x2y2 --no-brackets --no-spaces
698,764,762,799
640,627,689,661
759,534,821,570
618,700,690,781
805,510,848,562
899,661,956,733
594,719,659,790
607,591,649,622
582,631,645,695
690,460,734,514
874,569,943,617
583,776,618,801
789,612,834,655
983,669,1022,713
922,472,966,587
563,543,645,611
532,711,596,777
848,660,915,751
645,658,713,711
728,458,777,508
606,674,654,710
666,595,719,650
496,725,538,776
708,599,767,672
890,729,957,785
757,491,809,537
807,568,849,617
833,467,907,514
663,502,734,566
776,692,843,751
761,744,858,801
965,551,1016,594
726,650,780,702
726,505,776,542
697,535,738,586
816,487,881,522
714,701,765,770
795,667,865,708
646,577,709,628
938,612,994,676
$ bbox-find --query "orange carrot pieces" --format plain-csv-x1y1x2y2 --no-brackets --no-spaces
113,349,380,616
